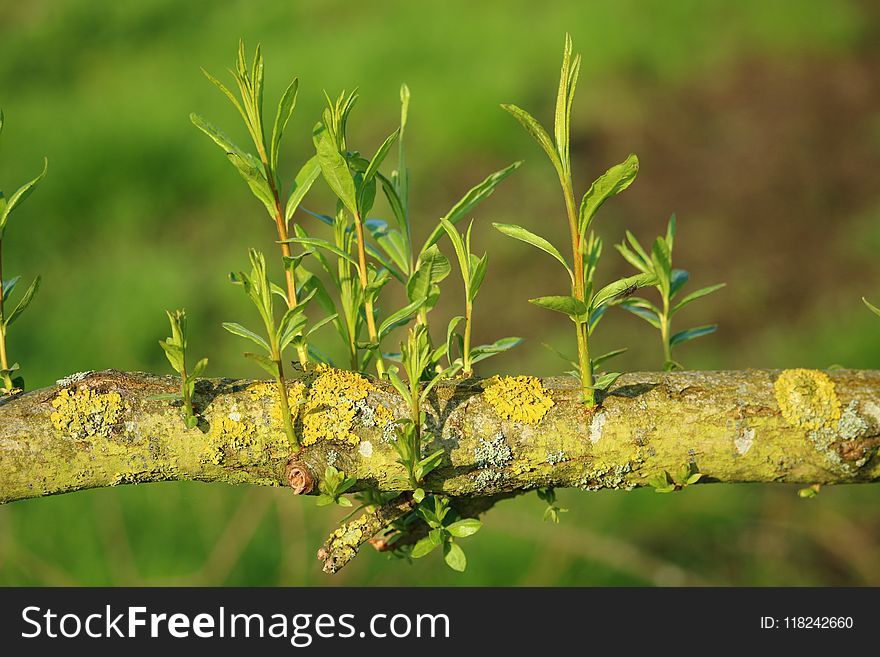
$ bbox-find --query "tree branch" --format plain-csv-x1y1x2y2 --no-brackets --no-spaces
1,368,879,510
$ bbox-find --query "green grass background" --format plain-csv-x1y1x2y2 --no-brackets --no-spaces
1,0,879,585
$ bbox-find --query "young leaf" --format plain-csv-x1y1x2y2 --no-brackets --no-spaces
377,298,424,339
669,325,717,347
591,273,656,310
500,104,562,175
3,276,40,327
0,159,48,232
222,322,271,352
420,161,522,251
244,352,279,377
492,222,573,281
315,128,358,215
672,283,726,314
864,297,880,319
284,156,321,224
443,541,467,572
411,530,442,559
270,77,299,172
578,154,639,236
446,518,482,538
529,295,587,321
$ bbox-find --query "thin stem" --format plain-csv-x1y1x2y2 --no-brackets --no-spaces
660,295,672,365
274,359,299,450
560,176,594,405
0,241,12,392
353,212,385,377
264,166,309,369
463,299,473,377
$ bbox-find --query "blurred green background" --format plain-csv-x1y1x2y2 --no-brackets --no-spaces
2,0,880,585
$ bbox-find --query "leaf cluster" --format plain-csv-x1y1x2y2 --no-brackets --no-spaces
410,496,482,572
154,309,207,429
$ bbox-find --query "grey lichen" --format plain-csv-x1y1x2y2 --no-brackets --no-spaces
546,449,567,465
474,432,513,469
837,401,868,441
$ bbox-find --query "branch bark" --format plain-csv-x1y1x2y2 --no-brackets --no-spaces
1,367,879,509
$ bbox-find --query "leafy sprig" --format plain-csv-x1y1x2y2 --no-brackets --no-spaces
496,35,653,404
192,41,321,367
316,466,357,507
410,496,482,572
0,109,47,395
616,215,725,370
386,324,460,500
648,462,703,493
224,249,326,449
155,309,207,429
439,218,521,376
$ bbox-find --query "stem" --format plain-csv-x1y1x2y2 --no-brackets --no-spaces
661,295,672,366
410,380,422,488
560,177,594,405
463,299,473,377
274,359,299,450
353,212,385,377
0,240,13,392
263,159,309,369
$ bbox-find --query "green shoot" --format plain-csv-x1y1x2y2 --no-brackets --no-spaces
648,462,703,493
224,249,318,449
863,297,880,319
386,324,460,500
496,35,653,405
536,487,568,523
439,218,521,376
0,109,47,395
410,496,482,572
316,466,357,507
616,215,725,370
192,41,321,367
155,309,207,429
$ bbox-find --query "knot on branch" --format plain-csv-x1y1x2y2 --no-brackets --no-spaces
285,459,314,495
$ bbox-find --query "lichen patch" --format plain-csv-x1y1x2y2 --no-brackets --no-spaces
735,428,755,455
589,412,606,444
474,432,513,468
302,365,372,446
774,369,841,432
50,388,127,439
482,375,554,424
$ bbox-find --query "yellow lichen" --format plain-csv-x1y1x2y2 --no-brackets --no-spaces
248,381,306,428
483,375,554,424
302,365,372,446
50,388,127,439
774,369,841,431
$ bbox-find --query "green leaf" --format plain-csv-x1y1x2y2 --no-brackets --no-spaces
421,161,522,251
492,223,572,282
243,352,278,377
366,219,410,275
672,283,726,314
578,154,639,236
0,159,48,233
864,297,880,319
315,128,357,215
270,78,299,172
615,241,651,274
670,324,717,347
378,298,424,339
446,518,482,538
468,252,489,302
3,275,40,327
443,541,467,572
669,269,689,297
2,276,21,302
413,488,426,503
284,156,321,224
281,236,360,270
411,531,442,558
651,239,672,296
470,337,523,365
192,358,209,378
529,295,587,321
591,273,656,310
592,348,627,369
362,128,400,188
406,245,450,308
222,322,271,352
591,371,622,391
620,299,662,329
159,341,185,374
501,104,561,174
